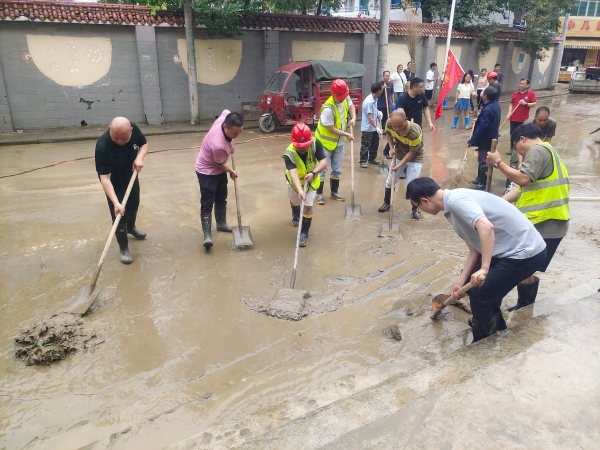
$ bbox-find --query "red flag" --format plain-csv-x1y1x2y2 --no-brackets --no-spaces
435,50,465,121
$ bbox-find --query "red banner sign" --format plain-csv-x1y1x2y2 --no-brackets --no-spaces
435,49,465,121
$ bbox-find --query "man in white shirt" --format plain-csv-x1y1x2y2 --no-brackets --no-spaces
360,82,384,167
390,64,407,105
425,62,438,101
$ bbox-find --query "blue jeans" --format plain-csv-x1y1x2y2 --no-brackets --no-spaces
321,144,345,181
394,92,402,105
468,249,547,342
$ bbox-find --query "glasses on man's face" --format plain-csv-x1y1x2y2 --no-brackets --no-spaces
410,199,422,208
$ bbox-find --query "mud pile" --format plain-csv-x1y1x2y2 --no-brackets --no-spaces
242,291,345,321
14,314,103,366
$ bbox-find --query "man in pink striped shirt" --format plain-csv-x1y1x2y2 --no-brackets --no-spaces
195,110,244,249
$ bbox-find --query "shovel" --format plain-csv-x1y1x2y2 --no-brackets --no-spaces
345,125,361,217
380,156,400,236
230,152,253,249
378,132,389,175
485,138,498,192
430,274,486,319
64,170,138,315
270,183,310,308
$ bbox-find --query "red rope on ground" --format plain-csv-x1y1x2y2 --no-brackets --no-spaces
0,134,288,179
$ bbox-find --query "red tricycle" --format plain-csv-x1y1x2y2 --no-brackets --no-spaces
258,60,366,133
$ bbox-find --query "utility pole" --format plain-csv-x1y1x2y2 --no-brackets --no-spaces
377,0,391,77
554,13,570,83
442,0,457,79
184,0,200,125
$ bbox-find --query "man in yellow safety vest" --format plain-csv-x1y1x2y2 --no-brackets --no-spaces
314,78,356,204
487,121,569,311
282,123,327,246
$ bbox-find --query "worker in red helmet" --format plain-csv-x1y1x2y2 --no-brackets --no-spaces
282,123,327,246
486,71,500,101
314,78,356,204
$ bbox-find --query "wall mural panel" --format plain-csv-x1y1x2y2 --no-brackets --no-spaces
177,39,242,85
26,35,111,87
291,41,344,62
388,43,411,68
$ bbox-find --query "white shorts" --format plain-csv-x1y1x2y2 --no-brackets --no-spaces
287,183,317,206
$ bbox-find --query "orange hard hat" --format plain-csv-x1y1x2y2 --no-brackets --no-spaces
487,71,498,80
291,123,313,148
331,79,349,100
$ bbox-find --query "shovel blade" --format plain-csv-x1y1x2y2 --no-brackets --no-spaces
379,221,400,237
233,226,253,249
63,284,103,315
345,204,362,217
379,163,389,175
431,293,450,319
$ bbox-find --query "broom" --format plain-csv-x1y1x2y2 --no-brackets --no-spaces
444,119,477,189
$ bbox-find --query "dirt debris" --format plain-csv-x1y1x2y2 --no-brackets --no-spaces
14,314,103,366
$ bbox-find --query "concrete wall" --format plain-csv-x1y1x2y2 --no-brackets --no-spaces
0,19,561,130
0,22,144,129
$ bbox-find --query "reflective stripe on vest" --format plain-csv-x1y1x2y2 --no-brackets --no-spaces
315,97,349,151
515,142,570,225
282,141,321,191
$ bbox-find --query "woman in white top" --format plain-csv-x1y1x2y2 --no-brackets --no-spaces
452,73,476,130
476,68,488,114
390,64,407,105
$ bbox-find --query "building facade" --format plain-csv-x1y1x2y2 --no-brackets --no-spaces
561,1,600,68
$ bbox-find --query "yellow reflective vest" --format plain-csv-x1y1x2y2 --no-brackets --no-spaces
515,142,570,225
282,142,321,191
315,96,349,151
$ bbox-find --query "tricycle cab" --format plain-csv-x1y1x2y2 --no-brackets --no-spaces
259,61,364,133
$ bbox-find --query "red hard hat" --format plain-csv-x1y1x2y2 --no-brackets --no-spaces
331,79,349,100
291,123,313,148
487,71,498,80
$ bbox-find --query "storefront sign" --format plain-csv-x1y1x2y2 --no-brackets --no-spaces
560,17,600,37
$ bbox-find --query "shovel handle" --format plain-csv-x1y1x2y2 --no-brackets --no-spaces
230,153,244,235
442,274,486,308
499,104,518,131
349,124,355,208
91,170,138,290
290,183,309,289
485,139,498,193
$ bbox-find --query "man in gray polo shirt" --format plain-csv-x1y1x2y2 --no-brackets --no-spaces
406,177,547,342
523,106,556,143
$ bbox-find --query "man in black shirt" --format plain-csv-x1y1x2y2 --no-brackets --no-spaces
494,63,503,98
403,62,415,85
95,117,148,264
396,77,435,131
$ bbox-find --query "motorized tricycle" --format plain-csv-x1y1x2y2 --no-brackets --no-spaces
258,60,366,133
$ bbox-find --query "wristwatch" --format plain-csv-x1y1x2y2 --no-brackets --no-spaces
309,171,316,177
493,160,502,169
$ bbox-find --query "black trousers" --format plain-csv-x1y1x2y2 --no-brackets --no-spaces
106,177,140,229
360,131,379,163
196,171,228,216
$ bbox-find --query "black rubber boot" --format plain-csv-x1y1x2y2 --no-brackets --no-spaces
291,204,301,227
378,187,391,213
299,215,312,247
126,209,146,240
383,143,392,159
508,276,540,312
472,311,506,342
412,205,422,220
115,227,133,264
201,214,213,249
214,202,232,232
330,178,345,201
472,165,487,191
316,181,325,205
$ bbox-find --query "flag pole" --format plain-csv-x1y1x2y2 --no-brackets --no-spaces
440,0,458,101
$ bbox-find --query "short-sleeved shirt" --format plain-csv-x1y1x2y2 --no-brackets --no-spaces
390,71,407,93
519,144,569,239
523,117,556,141
457,82,474,99
284,140,326,171
95,123,147,187
443,189,546,259
510,89,537,123
196,110,235,176
425,70,436,90
385,120,424,164
361,93,379,132
376,81,394,109
396,91,429,129
320,97,353,132
404,70,415,83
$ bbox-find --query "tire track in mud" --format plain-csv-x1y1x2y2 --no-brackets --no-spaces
352,260,439,305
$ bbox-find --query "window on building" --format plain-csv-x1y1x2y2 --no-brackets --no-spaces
588,1,598,16
569,0,600,16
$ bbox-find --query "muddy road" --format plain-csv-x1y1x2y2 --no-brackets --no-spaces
1,94,600,449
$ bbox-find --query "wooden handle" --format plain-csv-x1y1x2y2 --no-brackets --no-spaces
442,274,486,308
290,182,309,289
389,156,396,229
499,104,517,131
90,170,138,290
230,153,244,235
350,124,355,208
486,139,498,193
384,82,391,117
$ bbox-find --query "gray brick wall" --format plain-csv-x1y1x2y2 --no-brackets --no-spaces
0,22,144,129
278,31,363,67
0,56,13,132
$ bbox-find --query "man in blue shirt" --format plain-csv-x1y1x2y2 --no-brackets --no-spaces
468,87,501,190
360,82,384,167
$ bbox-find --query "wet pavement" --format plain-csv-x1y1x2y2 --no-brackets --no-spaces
1,94,600,449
